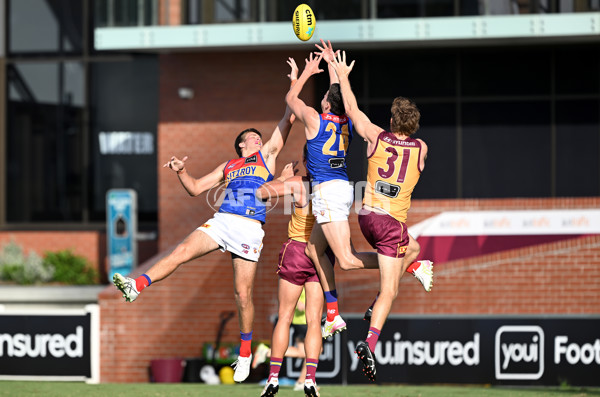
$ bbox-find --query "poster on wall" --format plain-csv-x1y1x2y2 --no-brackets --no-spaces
107,189,137,281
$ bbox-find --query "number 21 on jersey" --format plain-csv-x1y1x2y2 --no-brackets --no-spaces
322,122,349,156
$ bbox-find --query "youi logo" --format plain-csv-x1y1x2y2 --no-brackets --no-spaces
495,325,545,380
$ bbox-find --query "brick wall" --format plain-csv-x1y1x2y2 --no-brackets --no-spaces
97,51,600,382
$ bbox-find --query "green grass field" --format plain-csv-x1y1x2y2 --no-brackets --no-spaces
1,382,599,397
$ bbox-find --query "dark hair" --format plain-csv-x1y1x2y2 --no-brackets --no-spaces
390,97,420,136
234,128,262,157
326,83,345,116
303,143,308,161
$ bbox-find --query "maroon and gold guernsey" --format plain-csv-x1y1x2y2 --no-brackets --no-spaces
287,202,315,243
363,132,423,223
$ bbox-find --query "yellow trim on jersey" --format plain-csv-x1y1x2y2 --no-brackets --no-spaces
225,164,271,186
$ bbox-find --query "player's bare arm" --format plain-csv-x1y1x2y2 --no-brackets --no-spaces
261,105,295,171
163,156,226,197
255,162,308,207
416,138,429,171
329,51,381,150
261,58,299,169
285,52,324,139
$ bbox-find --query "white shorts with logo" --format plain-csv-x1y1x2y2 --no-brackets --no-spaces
197,212,265,262
311,180,354,224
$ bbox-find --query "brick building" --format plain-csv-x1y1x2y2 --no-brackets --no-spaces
0,0,598,384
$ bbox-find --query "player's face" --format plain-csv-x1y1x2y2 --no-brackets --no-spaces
243,132,262,152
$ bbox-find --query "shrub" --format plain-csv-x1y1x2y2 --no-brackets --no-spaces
44,249,99,285
0,241,54,284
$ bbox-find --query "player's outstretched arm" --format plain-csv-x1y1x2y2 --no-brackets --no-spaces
315,39,339,86
261,58,299,168
164,156,226,197
329,51,381,146
255,162,308,206
285,52,323,139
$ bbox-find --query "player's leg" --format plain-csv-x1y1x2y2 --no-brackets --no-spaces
363,233,433,321
320,220,367,271
303,280,324,394
404,233,434,292
113,229,219,302
356,254,406,382
306,223,346,339
262,278,304,395
231,254,258,383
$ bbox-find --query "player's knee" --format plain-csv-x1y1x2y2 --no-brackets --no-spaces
278,312,293,325
305,244,316,260
380,286,399,300
234,289,252,307
338,259,353,271
171,243,191,261
407,239,421,257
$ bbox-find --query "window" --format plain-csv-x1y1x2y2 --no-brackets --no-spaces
7,62,85,221
555,100,600,196
9,0,83,55
462,101,551,198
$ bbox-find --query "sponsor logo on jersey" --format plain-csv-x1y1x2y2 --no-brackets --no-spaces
328,158,345,169
226,165,258,182
245,155,258,164
323,114,348,123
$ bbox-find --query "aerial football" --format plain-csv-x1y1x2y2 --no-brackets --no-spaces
293,4,316,41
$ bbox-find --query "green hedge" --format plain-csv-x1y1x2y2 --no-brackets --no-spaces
0,241,98,285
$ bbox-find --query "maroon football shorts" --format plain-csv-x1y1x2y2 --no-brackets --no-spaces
358,208,409,258
278,239,335,285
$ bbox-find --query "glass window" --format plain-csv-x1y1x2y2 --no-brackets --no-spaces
214,0,253,22
462,101,551,198
90,57,159,222
378,0,421,18
270,0,365,22
95,0,158,27
555,100,600,197
414,102,457,198
461,48,551,96
7,62,85,222
9,0,82,55
555,46,600,95
369,50,456,98
424,0,456,16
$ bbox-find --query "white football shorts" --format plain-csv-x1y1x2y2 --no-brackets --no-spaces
197,212,265,262
311,180,354,224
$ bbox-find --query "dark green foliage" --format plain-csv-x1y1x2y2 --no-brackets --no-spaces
44,249,99,285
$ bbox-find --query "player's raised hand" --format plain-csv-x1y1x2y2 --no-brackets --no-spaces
163,155,188,173
315,39,339,63
329,50,355,79
281,161,299,180
301,52,324,77
287,57,299,82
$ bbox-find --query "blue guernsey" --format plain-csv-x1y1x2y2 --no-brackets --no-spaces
219,151,273,223
306,113,353,185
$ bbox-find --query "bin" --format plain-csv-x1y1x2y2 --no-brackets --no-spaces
150,358,185,383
